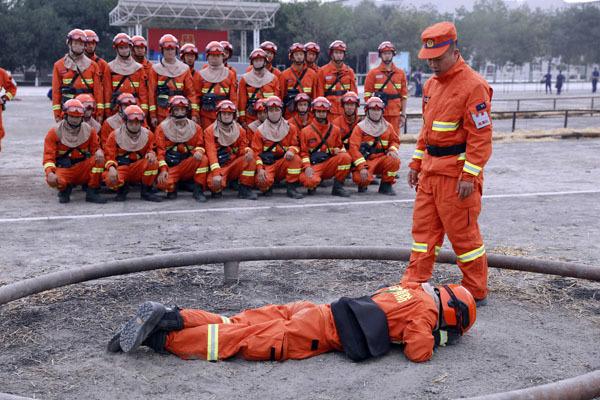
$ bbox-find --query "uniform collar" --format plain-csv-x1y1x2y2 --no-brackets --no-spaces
377,62,397,73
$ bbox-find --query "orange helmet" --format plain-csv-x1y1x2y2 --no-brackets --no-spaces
131,35,147,48
67,29,87,44
288,43,305,59
264,96,284,109
159,34,179,50
83,29,99,43
249,48,268,62
220,41,233,53
122,105,145,122
260,41,277,54
112,33,132,48
216,100,237,113
305,42,320,55
181,43,199,57
253,98,267,113
311,96,331,112
205,41,224,56
365,96,385,110
437,284,477,335
378,41,396,55
116,93,137,107
168,95,190,111
75,94,96,110
341,91,360,105
329,40,347,55
62,99,85,117
294,93,311,104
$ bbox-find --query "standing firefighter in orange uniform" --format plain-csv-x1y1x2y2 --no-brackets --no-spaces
0,67,17,152
155,96,209,203
99,93,138,149
245,41,281,79
238,49,280,128
105,33,149,118
109,282,477,366
52,29,104,123
75,94,102,134
364,41,408,134
252,96,304,199
205,100,257,200
304,42,321,72
83,29,110,120
401,22,493,305
195,42,237,129
317,41,357,118
131,35,153,126
299,97,352,197
280,43,318,118
103,105,162,202
349,97,400,195
287,93,313,131
149,34,198,127
333,91,360,149
246,99,268,138
43,99,106,204
220,41,238,82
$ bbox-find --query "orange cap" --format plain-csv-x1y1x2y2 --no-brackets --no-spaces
418,21,457,60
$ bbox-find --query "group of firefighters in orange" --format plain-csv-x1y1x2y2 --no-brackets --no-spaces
1,21,492,364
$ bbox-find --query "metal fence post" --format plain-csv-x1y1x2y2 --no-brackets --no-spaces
512,112,517,132
564,110,569,128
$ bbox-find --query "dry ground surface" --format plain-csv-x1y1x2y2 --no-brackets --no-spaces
0,90,598,399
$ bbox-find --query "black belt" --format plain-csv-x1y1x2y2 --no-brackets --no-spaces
426,143,466,157
386,94,401,100
324,90,347,97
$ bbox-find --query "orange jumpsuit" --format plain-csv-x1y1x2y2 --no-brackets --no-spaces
298,121,352,189
348,123,400,187
102,130,159,189
317,62,357,117
204,124,256,192
164,282,438,363
155,122,209,192
401,57,493,300
138,58,154,125
237,75,280,127
42,127,104,190
332,114,359,149
252,125,302,192
195,70,238,129
149,68,197,124
103,62,149,117
364,63,408,133
245,63,281,79
51,57,104,120
0,68,17,149
287,113,313,133
88,54,111,117
279,65,319,117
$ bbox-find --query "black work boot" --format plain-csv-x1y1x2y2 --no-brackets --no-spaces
228,179,240,191
286,182,304,199
85,187,107,204
211,191,223,199
114,185,129,202
166,191,178,200
193,184,208,203
358,185,368,193
378,182,397,196
177,180,195,192
157,307,184,331
119,301,166,353
370,178,380,186
58,185,72,204
238,184,257,200
141,185,163,202
107,330,123,353
307,188,317,196
331,180,351,197
262,187,273,197
142,330,169,354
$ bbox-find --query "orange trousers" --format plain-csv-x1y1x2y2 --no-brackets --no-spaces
165,301,342,361
103,158,159,189
208,156,256,192
256,155,302,192
156,156,209,192
385,115,401,135
299,153,352,189
401,173,488,299
352,155,400,187
46,157,104,191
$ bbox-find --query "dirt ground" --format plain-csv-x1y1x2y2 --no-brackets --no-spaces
0,91,599,399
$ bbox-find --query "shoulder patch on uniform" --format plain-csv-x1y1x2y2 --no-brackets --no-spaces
471,111,491,129
476,102,487,111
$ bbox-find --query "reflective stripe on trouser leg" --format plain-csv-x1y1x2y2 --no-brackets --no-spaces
285,154,302,183
207,324,219,361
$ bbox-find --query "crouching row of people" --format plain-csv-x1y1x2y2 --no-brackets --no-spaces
42,94,401,203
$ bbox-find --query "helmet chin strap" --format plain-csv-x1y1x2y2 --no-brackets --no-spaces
67,120,82,129
173,113,187,120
